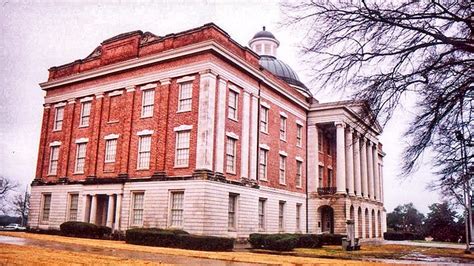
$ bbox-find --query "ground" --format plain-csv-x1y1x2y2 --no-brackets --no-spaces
0,231,472,265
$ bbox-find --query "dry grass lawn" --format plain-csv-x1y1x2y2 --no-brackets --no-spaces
0,243,165,265
0,232,378,265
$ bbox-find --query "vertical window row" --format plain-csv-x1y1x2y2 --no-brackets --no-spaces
258,198,266,231
260,106,269,133
296,124,303,147
48,146,60,175
296,160,303,188
278,201,285,232
131,192,144,226
104,139,118,163
228,90,238,120
259,148,268,180
68,194,79,221
279,155,286,185
279,116,287,141
41,194,52,222
228,194,238,231
296,203,302,231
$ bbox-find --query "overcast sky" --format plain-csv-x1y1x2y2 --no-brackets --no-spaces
0,0,441,213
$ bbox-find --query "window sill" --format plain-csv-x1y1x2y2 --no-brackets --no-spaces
140,115,153,119
107,120,119,124
296,144,302,148
78,125,89,128
52,129,62,132
177,109,191,114
279,182,287,186
259,178,268,182
136,168,150,171
280,138,287,142
226,171,236,175
73,172,84,175
296,186,303,189
47,174,57,177
260,130,268,135
228,117,238,122
104,161,116,164
174,165,189,169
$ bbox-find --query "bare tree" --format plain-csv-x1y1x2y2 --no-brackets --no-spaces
10,188,30,227
282,0,473,249
0,176,18,214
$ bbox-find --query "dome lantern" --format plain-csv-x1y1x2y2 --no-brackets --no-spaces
249,26,280,57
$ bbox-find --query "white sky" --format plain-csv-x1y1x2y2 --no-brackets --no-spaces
0,0,440,213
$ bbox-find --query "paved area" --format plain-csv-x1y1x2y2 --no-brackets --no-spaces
383,240,465,250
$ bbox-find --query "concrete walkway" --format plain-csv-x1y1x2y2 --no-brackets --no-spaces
383,240,465,249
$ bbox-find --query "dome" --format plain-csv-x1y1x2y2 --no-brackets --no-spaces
252,28,277,40
259,55,308,90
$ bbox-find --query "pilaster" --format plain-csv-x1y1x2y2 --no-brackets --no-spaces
367,141,374,200
249,94,259,180
345,127,354,196
353,132,362,197
240,91,251,178
335,122,346,194
214,78,227,174
360,137,368,199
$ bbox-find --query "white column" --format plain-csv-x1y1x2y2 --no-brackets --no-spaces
214,78,227,174
380,163,384,203
90,194,97,224
361,138,368,199
367,141,374,200
114,194,122,231
196,70,217,170
373,145,380,201
82,194,90,223
240,91,250,178
353,133,362,197
307,124,319,192
106,194,115,228
249,95,259,180
345,127,354,196
335,122,346,194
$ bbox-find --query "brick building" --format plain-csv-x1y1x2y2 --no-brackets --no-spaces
29,23,386,239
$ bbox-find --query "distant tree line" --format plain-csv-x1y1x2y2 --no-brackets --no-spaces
387,202,465,243
0,176,30,226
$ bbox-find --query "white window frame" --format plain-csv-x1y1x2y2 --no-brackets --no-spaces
260,106,269,133
137,135,152,170
296,124,303,147
79,101,91,127
259,148,268,181
296,160,303,188
141,88,155,118
53,106,64,131
74,143,87,174
228,90,238,121
169,190,184,228
296,203,302,231
130,191,145,227
279,116,287,141
226,137,237,174
68,193,79,221
178,82,193,112
278,201,285,232
41,193,52,223
279,155,286,185
175,130,191,167
318,165,324,188
104,138,118,163
258,198,266,231
228,193,238,231
48,145,60,175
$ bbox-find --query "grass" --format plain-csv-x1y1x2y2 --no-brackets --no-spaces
0,232,376,265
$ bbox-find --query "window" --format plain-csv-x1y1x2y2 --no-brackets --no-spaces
53,107,64,131
259,149,268,180
318,130,323,152
48,146,59,175
228,90,238,120
228,194,238,230
280,116,287,140
278,201,285,232
296,160,303,188
131,192,144,226
260,106,269,133
41,194,51,222
170,191,184,227
79,101,91,127
137,135,151,169
141,89,155,117
105,139,118,163
178,82,192,112
296,204,302,231
318,166,324,187
74,143,87,173
258,198,266,231
328,169,333,187
296,125,303,147
279,155,286,184
68,194,79,221
226,137,237,173
175,131,190,167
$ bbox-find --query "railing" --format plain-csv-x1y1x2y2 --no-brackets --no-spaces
317,187,337,195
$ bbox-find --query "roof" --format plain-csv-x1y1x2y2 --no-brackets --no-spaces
259,55,308,90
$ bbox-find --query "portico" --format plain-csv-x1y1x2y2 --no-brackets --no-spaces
82,192,122,231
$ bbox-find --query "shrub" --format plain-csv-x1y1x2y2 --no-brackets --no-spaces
179,234,234,251
294,234,323,248
384,231,424,241
248,233,299,251
60,221,111,239
320,233,345,245
125,228,233,251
